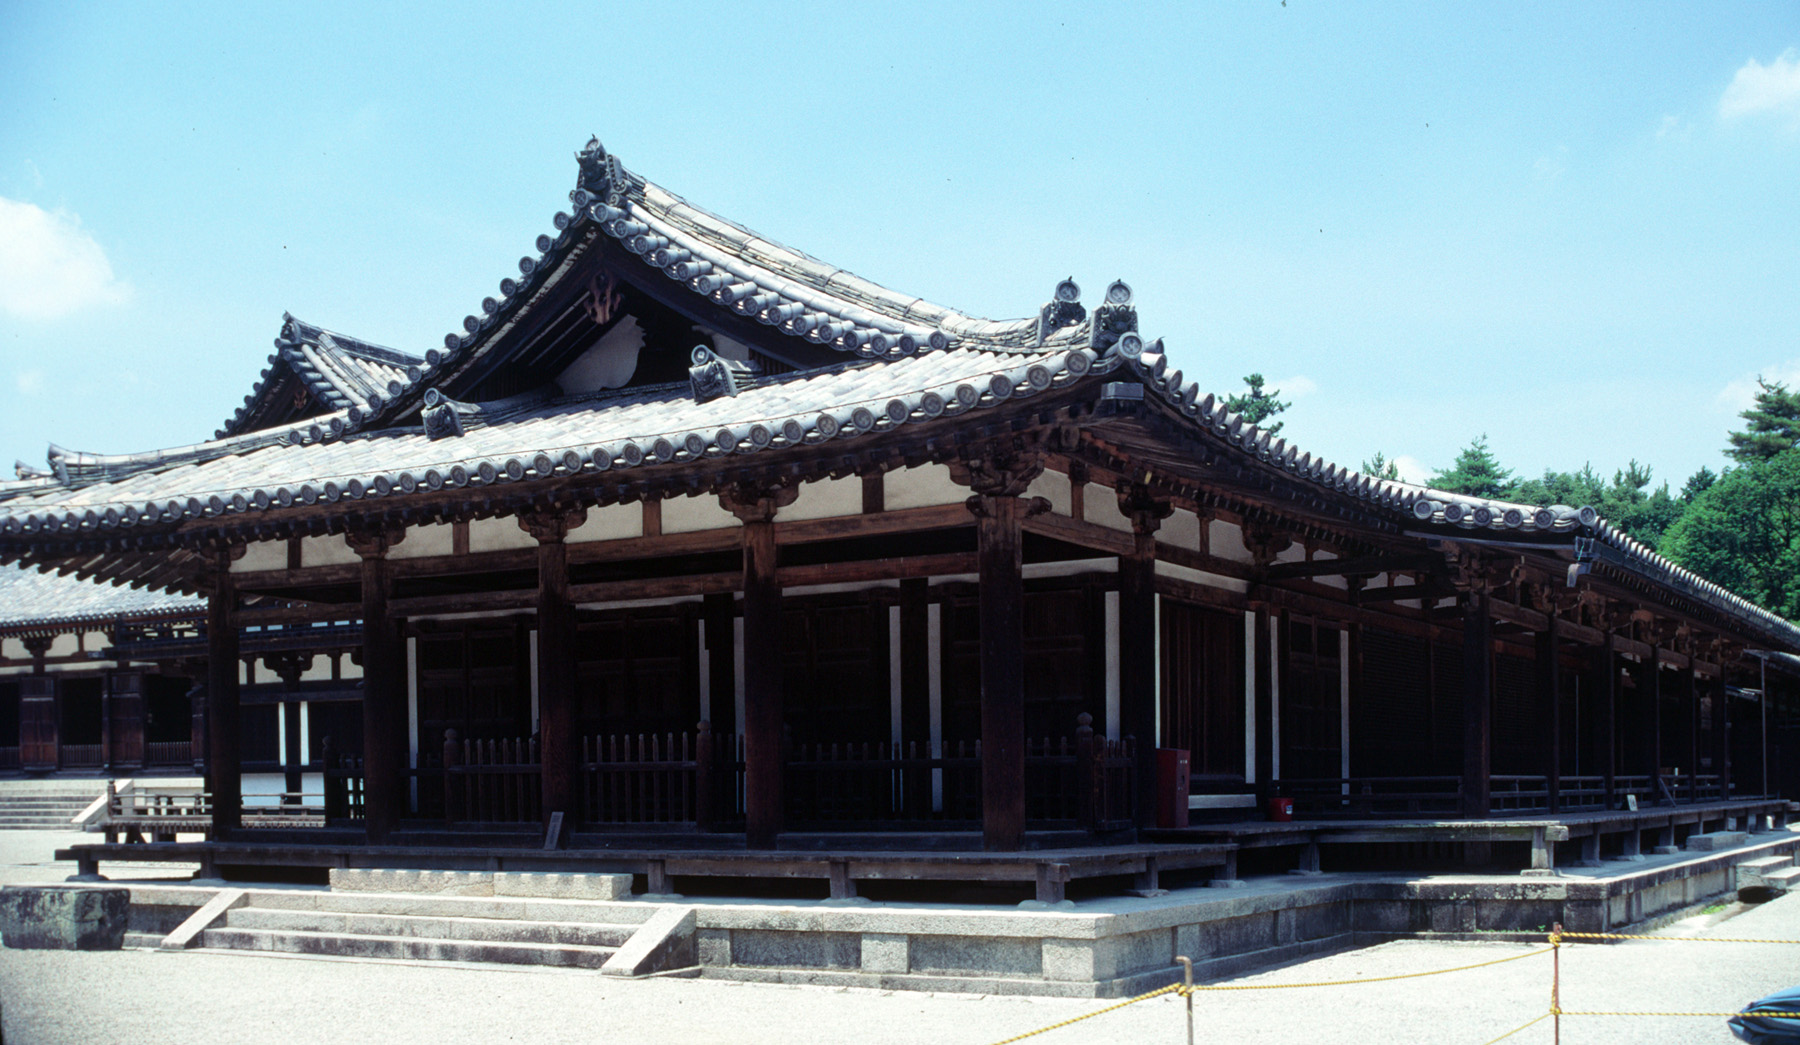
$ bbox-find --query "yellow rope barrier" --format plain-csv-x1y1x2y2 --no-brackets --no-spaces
1186,945,1554,991
1479,1011,1550,1045
1556,930,1800,944
982,983,1183,1045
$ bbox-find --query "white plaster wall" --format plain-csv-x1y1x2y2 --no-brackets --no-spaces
1155,559,1249,594
84,630,110,653
662,494,741,535
301,535,360,567
47,634,78,657
300,654,335,682
232,539,289,573
1084,483,1133,532
884,463,965,510
390,523,455,560
1026,470,1072,516
782,476,865,523
568,504,643,543
1275,542,1306,565
1022,558,1115,579
340,658,364,681
1,638,25,660
1312,550,1348,590
1159,509,1203,551
469,517,538,553
1210,520,1253,564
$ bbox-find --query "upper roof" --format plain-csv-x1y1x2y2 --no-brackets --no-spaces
0,138,1794,653
217,315,423,438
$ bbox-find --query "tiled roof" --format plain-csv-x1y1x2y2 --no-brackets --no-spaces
218,316,423,438
0,560,201,632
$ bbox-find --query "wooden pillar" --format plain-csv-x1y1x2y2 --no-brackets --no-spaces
723,482,797,849
105,671,145,771
206,554,242,839
1118,484,1171,831
1634,654,1659,798
1460,589,1492,818
1538,614,1562,815
1600,635,1617,810
952,450,1046,852
703,592,737,736
1687,665,1701,803
282,701,304,800
1715,664,1732,798
18,638,55,771
348,524,406,843
521,505,588,843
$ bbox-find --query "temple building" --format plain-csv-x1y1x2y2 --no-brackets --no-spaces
2,138,1796,878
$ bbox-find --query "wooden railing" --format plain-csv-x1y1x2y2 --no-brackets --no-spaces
60,744,103,768
583,731,711,825
321,740,364,821
144,741,192,765
440,733,540,824
1283,776,1463,817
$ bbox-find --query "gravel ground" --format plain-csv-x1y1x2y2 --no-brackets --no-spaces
0,830,1792,1044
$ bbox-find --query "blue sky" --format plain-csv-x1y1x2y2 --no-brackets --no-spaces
2,3,1797,498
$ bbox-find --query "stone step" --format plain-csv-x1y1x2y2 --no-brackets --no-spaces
1762,867,1800,894
222,907,637,948
1685,831,1750,852
1735,852,1792,884
245,890,657,926
199,926,616,968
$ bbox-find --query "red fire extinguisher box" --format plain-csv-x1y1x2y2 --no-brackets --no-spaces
1156,748,1191,828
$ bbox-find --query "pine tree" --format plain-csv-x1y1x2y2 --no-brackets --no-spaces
1223,374,1290,436
1726,378,1800,463
1680,466,1717,503
1430,435,1513,499
1360,452,1400,481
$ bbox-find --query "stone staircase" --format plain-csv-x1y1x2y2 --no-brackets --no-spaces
199,892,649,968
1738,853,1800,898
0,783,105,829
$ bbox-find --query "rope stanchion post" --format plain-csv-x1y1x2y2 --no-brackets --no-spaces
1549,922,1562,1045
1176,955,1194,1045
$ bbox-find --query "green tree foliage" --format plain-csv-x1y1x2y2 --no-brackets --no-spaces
1727,379,1800,463
1360,452,1400,481
1660,450,1800,619
1680,466,1718,503
1223,373,1290,436
1429,435,1513,499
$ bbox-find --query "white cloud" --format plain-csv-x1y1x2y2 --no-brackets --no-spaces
0,197,132,321
1269,374,1318,398
1720,51,1800,127
1716,361,1800,414
1391,455,1431,485
15,369,44,395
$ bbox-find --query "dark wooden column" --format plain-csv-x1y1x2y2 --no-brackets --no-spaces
1118,484,1172,830
520,504,588,842
952,450,1047,852
1687,664,1701,803
1600,634,1617,810
703,592,737,736
1714,659,1732,798
18,638,55,771
1633,652,1659,797
266,653,309,802
347,524,406,842
1537,613,1562,814
1460,589,1492,818
206,551,243,839
722,481,797,849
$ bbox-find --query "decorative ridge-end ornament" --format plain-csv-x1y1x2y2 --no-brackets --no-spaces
1089,279,1138,354
421,387,485,441
688,344,757,404
573,136,626,211
1036,278,1086,345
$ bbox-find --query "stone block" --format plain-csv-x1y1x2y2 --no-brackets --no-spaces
732,929,861,970
328,869,494,895
860,933,909,974
1042,939,1098,981
1685,832,1749,852
696,928,731,967
601,906,696,977
911,934,1040,977
1,886,129,950
494,872,631,901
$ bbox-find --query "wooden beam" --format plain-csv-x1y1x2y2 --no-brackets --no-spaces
1263,553,1439,582
1022,512,1133,557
